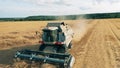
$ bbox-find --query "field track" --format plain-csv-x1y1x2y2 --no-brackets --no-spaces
72,19,120,68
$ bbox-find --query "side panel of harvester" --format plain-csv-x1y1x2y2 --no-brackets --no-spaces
60,25,74,47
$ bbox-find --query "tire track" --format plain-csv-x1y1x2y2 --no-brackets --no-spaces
107,20,120,68
72,20,98,68
81,20,114,68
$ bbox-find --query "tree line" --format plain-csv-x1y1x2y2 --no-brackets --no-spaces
0,12,120,21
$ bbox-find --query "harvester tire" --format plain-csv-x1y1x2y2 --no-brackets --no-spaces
39,44,45,51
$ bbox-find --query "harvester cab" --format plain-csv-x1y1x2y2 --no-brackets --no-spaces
14,22,75,68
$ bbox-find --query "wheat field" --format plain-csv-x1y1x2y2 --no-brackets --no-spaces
0,19,120,68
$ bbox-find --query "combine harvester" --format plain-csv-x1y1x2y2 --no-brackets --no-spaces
14,22,75,68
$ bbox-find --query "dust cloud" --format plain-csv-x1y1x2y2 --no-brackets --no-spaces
72,20,87,42
72,15,88,42
57,15,88,42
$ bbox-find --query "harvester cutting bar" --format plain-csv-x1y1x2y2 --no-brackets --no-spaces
14,49,71,65
15,49,70,57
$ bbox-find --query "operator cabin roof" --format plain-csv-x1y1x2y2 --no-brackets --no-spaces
47,22,65,27
47,27,58,30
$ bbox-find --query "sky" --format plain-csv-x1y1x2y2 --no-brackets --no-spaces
0,0,120,18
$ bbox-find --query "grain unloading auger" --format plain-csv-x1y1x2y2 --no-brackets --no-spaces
14,22,75,68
